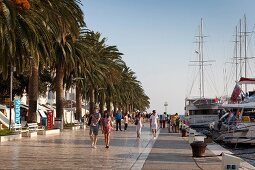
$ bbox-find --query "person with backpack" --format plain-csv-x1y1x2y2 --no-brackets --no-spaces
115,109,122,131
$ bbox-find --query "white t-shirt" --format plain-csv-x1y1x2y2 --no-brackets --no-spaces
162,114,167,120
150,114,158,126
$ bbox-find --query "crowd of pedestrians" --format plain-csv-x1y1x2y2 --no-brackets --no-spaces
86,106,182,149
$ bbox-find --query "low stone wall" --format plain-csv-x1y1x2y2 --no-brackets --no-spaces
0,134,22,142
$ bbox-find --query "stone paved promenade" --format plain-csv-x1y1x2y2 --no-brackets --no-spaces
0,123,223,170
143,128,222,170
0,124,156,170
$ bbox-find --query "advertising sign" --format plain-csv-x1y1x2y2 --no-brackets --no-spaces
47,110,53,129
14,99,21,124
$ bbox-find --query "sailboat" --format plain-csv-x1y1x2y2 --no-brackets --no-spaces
185,18,222,129
209,15,255,144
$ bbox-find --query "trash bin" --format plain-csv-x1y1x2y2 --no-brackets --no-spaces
41,117,47,126
181,128,187,137
54,118,63,129
190,141,207,157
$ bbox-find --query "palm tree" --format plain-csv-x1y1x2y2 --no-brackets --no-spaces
0,0,54,123
36,0,85,120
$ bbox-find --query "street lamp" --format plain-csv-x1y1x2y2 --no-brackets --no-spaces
9,66,16,130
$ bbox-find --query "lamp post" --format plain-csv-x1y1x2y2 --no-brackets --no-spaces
9,66,15,130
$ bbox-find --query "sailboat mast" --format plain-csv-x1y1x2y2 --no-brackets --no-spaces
235,26,238,82
201,18,205,98
244,15,247,93
239,19,242,79
198,24,202,99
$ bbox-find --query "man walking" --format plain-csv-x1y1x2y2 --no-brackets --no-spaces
115,109,122,131
150,110,159,139
89,106,101,148
162,112,167,128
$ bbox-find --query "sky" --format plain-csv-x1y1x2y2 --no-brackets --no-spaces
80,0,255,114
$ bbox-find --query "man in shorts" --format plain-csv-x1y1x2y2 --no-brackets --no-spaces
89,106,101,148
150,110,159,139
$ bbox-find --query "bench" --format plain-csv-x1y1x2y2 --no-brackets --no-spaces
11,124,22,132
22,123,44,137
26,123,44,131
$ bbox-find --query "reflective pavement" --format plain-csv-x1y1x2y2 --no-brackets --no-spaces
0,123,157,170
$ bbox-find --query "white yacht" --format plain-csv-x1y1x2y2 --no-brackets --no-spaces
185,97,221,128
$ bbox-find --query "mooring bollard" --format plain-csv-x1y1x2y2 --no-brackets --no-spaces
190,141,207,157
189,132,195,143
181,128,187,137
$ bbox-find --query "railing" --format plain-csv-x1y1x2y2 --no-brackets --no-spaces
0,111,9,128
188,115,219,125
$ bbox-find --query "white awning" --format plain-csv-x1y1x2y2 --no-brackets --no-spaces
38,110,47,118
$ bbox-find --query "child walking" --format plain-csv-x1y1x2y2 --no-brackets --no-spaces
124,113,129,131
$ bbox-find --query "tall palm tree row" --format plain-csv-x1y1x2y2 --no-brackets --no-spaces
0,1,150,124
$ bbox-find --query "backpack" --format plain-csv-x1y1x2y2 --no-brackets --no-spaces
87,116,92,126
134,118,139,125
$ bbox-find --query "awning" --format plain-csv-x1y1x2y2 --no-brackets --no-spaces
20,104,29,110
238,77,255,84
38,110,47,118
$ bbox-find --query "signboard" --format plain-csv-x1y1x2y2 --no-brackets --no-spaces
47,110,53,129
14,99,21,124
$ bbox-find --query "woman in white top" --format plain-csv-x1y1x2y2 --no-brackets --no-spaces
135,112,143,138
150,110,158,139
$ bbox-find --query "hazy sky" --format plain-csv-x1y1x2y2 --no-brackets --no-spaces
80,0,255,114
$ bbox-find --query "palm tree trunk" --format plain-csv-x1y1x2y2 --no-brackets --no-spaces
76,85,82,121
99,92,105,114
106,86,111,112
89,88,95,114
55,62,65,119
113,102,117,114
28,56,39,123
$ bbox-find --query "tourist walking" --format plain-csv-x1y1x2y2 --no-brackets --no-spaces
175,114,180,133
159,114,163,128
101,110,113,148
171,113,179,133
135,112,143,138
115,109,122,131
124,113,129,131
89,106,101,148
150,110,159,139
162,112,167,128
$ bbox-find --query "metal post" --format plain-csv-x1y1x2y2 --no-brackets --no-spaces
9,66,13,130
71,87,73,123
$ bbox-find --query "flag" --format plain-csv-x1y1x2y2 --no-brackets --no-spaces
230,84,241,103
214,97,219,103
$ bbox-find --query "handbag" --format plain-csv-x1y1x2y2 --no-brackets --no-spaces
88,116,92,126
